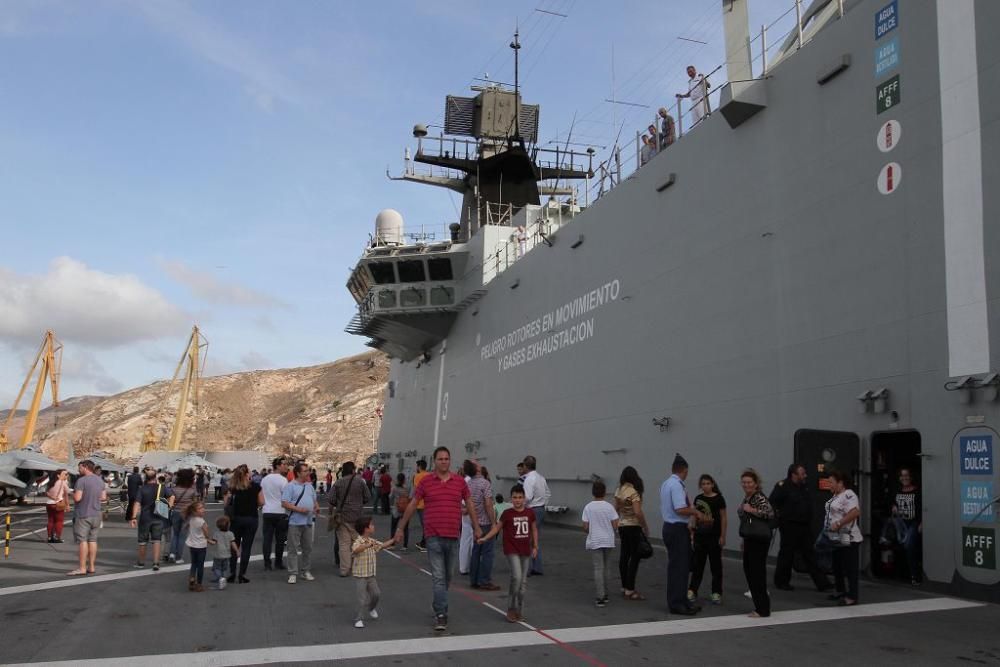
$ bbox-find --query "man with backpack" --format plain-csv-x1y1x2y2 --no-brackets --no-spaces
130,468,174,571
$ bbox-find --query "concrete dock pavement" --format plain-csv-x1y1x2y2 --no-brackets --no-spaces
0,502,996,665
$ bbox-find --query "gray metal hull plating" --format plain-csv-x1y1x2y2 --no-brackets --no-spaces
373,0,1000,597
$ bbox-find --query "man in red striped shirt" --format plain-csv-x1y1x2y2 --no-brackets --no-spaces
395,446,482,632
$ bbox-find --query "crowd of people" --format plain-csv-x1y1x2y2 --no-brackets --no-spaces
48,447,910,631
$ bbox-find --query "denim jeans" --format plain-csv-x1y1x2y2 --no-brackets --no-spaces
212,557,229,585
530,506,545,573
169,511,188,558
507,554,530,613
427,536,458,616
188,547,207,584
893,518,920,579
470,523,495,586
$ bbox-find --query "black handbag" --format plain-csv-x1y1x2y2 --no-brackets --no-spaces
739,513,773,541
637,532,654,559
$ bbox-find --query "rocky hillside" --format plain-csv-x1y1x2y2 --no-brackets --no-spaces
7,351,389,467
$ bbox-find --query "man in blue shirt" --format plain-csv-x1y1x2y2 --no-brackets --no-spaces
660,453,706,615
282,462,318,584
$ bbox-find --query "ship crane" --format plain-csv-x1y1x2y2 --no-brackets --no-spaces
142,326,208,452
0,331,62,453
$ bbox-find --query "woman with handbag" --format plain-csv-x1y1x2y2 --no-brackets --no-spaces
614,466,650,601
738,468,775,618
224,464,263,583
45,469,71,543
168,469,198,564
824,470,862,606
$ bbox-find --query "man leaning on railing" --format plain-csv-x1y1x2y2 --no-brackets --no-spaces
676,65,710,128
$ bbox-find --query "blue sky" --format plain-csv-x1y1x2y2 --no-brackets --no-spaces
0,0,792,405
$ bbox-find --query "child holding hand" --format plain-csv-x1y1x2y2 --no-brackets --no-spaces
478,484,537,622
184,501,215,592
351,516,395,628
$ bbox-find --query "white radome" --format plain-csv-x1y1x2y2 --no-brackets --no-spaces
375,209,404,245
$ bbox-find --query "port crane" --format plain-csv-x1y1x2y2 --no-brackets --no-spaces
142,325,208,452
0,331,62,453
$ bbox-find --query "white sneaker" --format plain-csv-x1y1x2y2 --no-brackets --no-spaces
354,620,365,628
369,609,379,619
174,559,184,565
287,574,297,584
302,571,315,581
218,578,227,590
744,589,769,598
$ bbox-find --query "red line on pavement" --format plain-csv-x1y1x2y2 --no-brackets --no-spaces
386,550,608,666
530,627,608,667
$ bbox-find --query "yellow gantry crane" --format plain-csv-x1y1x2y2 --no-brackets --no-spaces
142,325,208,452
0,331,62,453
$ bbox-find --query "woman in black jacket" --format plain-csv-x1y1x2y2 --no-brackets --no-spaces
224,464,263,583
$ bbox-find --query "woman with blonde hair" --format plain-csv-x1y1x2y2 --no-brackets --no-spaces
224,464,263,583
738,468,775,618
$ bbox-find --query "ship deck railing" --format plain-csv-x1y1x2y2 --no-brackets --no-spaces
416,135,592,174
590,0,846,200
359,223,459,256
478,203,579,284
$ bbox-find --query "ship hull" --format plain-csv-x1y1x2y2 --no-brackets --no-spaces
373,0,1000,599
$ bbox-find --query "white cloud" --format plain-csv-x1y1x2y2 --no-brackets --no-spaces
135,1,303,112
59,349,124,395
158,259,289,309
0,257,188,347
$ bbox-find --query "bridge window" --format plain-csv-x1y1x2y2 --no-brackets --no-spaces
398,260,427,283
377,289,397,308
430,286,455,305
368,262,396,284
427,258,454,281
400,287,426,307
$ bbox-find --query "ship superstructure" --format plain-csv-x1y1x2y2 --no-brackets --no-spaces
345,0,1000,601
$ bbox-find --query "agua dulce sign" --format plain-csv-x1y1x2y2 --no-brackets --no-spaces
961,435,993,474
954,428,1000,584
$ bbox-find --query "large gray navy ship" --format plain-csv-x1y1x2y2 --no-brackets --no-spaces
346,0,1000,601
